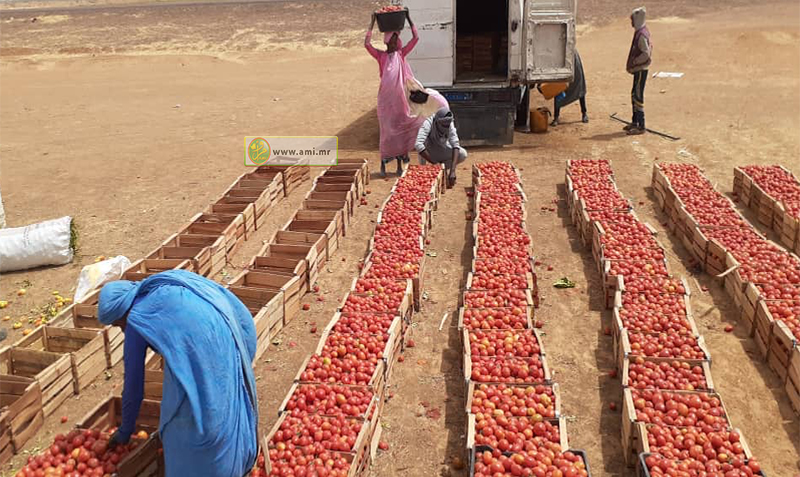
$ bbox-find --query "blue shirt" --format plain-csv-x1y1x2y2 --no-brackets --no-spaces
120,325,148,439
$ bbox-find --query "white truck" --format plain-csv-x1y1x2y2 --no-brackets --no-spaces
401,0,577,145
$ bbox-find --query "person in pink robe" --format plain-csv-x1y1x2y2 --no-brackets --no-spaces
365,13,448,177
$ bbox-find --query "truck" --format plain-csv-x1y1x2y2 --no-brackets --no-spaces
401,0,577,145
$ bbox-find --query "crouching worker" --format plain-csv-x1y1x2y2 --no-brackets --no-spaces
415,107,468,188
98,269,258,477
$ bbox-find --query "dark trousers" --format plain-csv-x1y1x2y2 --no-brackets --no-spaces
631,70,648,128
553,96,587,120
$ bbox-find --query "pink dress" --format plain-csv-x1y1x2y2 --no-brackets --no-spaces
365,27,448,159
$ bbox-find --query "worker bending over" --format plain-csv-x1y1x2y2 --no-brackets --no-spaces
625,6,652,135
98,269,258,477
415,107,468,188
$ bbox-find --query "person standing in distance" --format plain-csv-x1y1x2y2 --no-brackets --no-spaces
625,6,652,135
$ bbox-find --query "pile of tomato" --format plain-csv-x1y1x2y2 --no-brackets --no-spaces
741,165,800,218
255,165,443,475
660,163,800,342
15,428,151,477
568,159,763,475
463,162,590,476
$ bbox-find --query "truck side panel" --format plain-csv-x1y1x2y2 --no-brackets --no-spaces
404,0,454,87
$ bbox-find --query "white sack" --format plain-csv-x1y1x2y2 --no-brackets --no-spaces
0,216,73,272
74,255,132,302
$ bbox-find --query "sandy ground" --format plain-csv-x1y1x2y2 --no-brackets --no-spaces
1,0,799,475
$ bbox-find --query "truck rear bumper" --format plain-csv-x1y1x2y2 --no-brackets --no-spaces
439,86,521,147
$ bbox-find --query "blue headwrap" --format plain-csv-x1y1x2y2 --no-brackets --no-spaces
98,280,142,325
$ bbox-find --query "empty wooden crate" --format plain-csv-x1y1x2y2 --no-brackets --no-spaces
15,326,105,393
0,347,73,417
228,286,285,360
230,270,301,326
122,258,191,281
0,375,44,459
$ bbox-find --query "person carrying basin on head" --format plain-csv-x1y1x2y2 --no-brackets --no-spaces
415,107,468,189
97,269,258,477
365,10,449,177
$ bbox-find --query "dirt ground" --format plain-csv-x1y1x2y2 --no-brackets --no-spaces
1,0,799,475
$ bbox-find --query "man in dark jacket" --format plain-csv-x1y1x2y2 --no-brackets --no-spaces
550,50,588,126
625,6,652,135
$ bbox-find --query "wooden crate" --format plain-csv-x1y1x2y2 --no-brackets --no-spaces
296,208,346,241
617,331,711,373
331,158,369,192
228,285,284,360
148,232,225,277
0,347,73,417
303,195,350,230
181,212,246,258
207,202,257,234
786,347,800,415
306,190,354,217
621,388,731,465
630,422,754,469
456,306,534,331
316,318,403,382
620,356,714,391
314,172,363,198
249,255,309,296
779,204,800,249
0,412,11,465
294,354,386,394
767,320,797,382
284,216,339,259
363,236,427,311
311,184,357,215
0,375,43,454
265,231,327,289
466,416,568,466
611,306,699,362
464,381,561,417
255,165,310,196
64,300,124,369
122,258,192,281
263,411,374,477
462,354,551,395
78,396,163,477
339,279,414,326
229,270,302,326
15,326,105,393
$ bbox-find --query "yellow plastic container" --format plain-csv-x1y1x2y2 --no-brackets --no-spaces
530,108,551,133
539,82,568,100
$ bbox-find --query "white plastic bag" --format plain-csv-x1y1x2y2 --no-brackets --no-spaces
0,216,73,272
74,255,132,302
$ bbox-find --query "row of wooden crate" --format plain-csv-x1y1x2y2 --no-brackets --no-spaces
461,162,591,477
257,165,444,476
0,166,307,466
652,163,800,416
566,159,763,476
141,161,371,403
63,161,368,476
733,165,800,255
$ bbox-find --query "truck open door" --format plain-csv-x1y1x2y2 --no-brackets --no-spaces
523,0,577,82
403,0,454,87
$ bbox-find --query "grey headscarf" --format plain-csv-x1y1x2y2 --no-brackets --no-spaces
433,107,454,140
